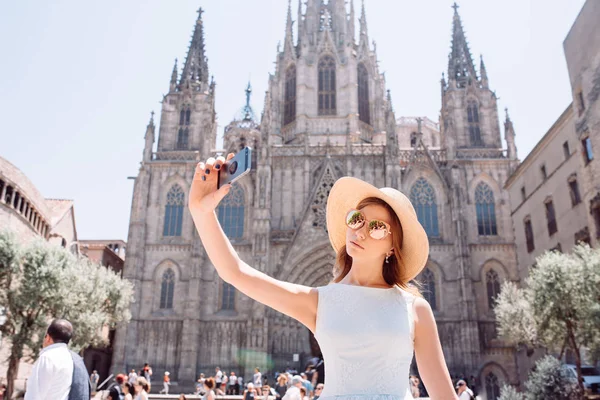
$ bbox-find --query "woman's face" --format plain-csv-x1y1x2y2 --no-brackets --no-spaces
345,204,394,261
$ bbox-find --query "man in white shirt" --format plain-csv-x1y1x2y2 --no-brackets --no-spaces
456,379,475,400
128,369,138,384
282,375,304,400
25,319,83,400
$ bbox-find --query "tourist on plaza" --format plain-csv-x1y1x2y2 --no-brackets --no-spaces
214,367,223,393
141,363,152,392
128,369,138,384
159,371,170,394
90,370,99,393
299,386,308,400
409,375,421,398
122,382,134,400
456,379,475,400
190,159,458,398
282,375,304,400
133,377,149,400
228,371,238,394
108,374,126,400
274,374,288,399
261,385,273,399
24,319,90,400
254,367,263,386
178,394,187,400
300,373,313,397
237,374,244,393
313,383,324,400
202,377,216,400
243,382,257,400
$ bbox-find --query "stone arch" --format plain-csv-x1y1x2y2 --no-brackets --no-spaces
404,174,447,239
151,260,183,314
478,361,509,398
478,258,509,282
416,258,445,313
160,175,188,238
468,172,502,203
479,259,509,313
281,243,335,285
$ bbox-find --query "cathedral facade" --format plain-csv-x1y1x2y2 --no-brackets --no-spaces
112,2,522,398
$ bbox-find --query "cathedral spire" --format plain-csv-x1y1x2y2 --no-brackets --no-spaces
447,3,477,88
504,108,518,160
297,0,304,48
283,0,295,56
143,111,155,162
180,8,209,85
348,0,356,44
480,54,489,88
359,0,369,45
169,58,178,92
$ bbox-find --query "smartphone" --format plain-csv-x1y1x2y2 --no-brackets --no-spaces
217,147,252,189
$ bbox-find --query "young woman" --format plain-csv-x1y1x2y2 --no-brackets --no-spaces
122,382,134,400
202,378,216,400
242,382,257,400
133,377,149,400
189,154,458,399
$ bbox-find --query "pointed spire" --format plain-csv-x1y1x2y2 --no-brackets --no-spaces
180,8,209,85
143,111,156,162
297,0,304,48
480,54,489,88
348,0,356,44
169,59,178,91
283,0,295,55
447,3,477,88
504,107,518,160
359,0,369,43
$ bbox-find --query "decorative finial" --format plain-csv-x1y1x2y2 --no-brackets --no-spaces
505,107,510,121
452,2,459,12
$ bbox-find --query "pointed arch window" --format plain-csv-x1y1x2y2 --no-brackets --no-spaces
217,183,245,239
160,268,175,309
486,269,501,310
410,132,417,147
179,110,185,126
177,128,189,150
221,281,235,310
410,178,440,237
467,100,483,147
421,268,437,310
185,109,191,125
475,182,497,235
283,64,296,126
318,55,336,116
485,372,501,400
163,184,185,237
357,63,370,125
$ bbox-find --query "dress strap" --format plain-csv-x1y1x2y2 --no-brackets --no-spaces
401,290,417,343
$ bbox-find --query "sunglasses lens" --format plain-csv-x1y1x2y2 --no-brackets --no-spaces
369,220,389,240
346,210,365,230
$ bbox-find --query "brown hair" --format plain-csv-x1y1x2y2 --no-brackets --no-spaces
204,377,215,389
135,377,149,392
332,197,421,296
299,387,307,396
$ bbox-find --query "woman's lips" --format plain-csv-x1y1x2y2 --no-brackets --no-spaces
350,241,364,249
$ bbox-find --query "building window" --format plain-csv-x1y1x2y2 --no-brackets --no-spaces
485,372,501,400
163,184,185,237
563,141,570,159
185,109,191,125
283,64,296,126
575,226,591,245
221,282,235,310
486,269,501,310
217,183,245,239
591,194,600,239
521,186,526,202
582,136,593,164
577,90,585,116
177,128,189,150
160,268,175,309
318,55,336,116
545,199,558,236
410,132,417,147
524,217,535,253
475,182,497,236
540,165,547,180
410,178,440,237
420,268,436,311
568,175,581,206
357,63,370,125
467,100,483,147
179,110,185,125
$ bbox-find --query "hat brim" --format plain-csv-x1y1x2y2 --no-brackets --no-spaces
326,177,429,282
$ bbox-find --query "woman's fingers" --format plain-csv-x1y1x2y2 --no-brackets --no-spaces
226,152,235,161
214,156,226,170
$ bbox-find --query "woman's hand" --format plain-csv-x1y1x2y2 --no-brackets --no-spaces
188,153,235,213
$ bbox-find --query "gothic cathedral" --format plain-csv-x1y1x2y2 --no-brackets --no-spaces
112,2,522,397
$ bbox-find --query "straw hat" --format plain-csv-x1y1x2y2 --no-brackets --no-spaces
326,177,429,281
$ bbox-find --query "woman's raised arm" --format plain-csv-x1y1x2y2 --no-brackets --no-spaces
188,154,318,332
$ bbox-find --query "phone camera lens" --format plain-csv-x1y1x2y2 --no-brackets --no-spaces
228,161,238,175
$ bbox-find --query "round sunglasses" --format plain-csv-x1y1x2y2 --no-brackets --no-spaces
345,209,392,240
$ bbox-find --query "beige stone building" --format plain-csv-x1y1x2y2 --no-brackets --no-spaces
112,3,526,398
0,155,79,391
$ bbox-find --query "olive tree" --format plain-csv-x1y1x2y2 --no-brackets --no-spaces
495,244,600,395
0,229,134,398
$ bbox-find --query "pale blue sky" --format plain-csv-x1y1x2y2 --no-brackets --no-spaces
0,0,585,241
